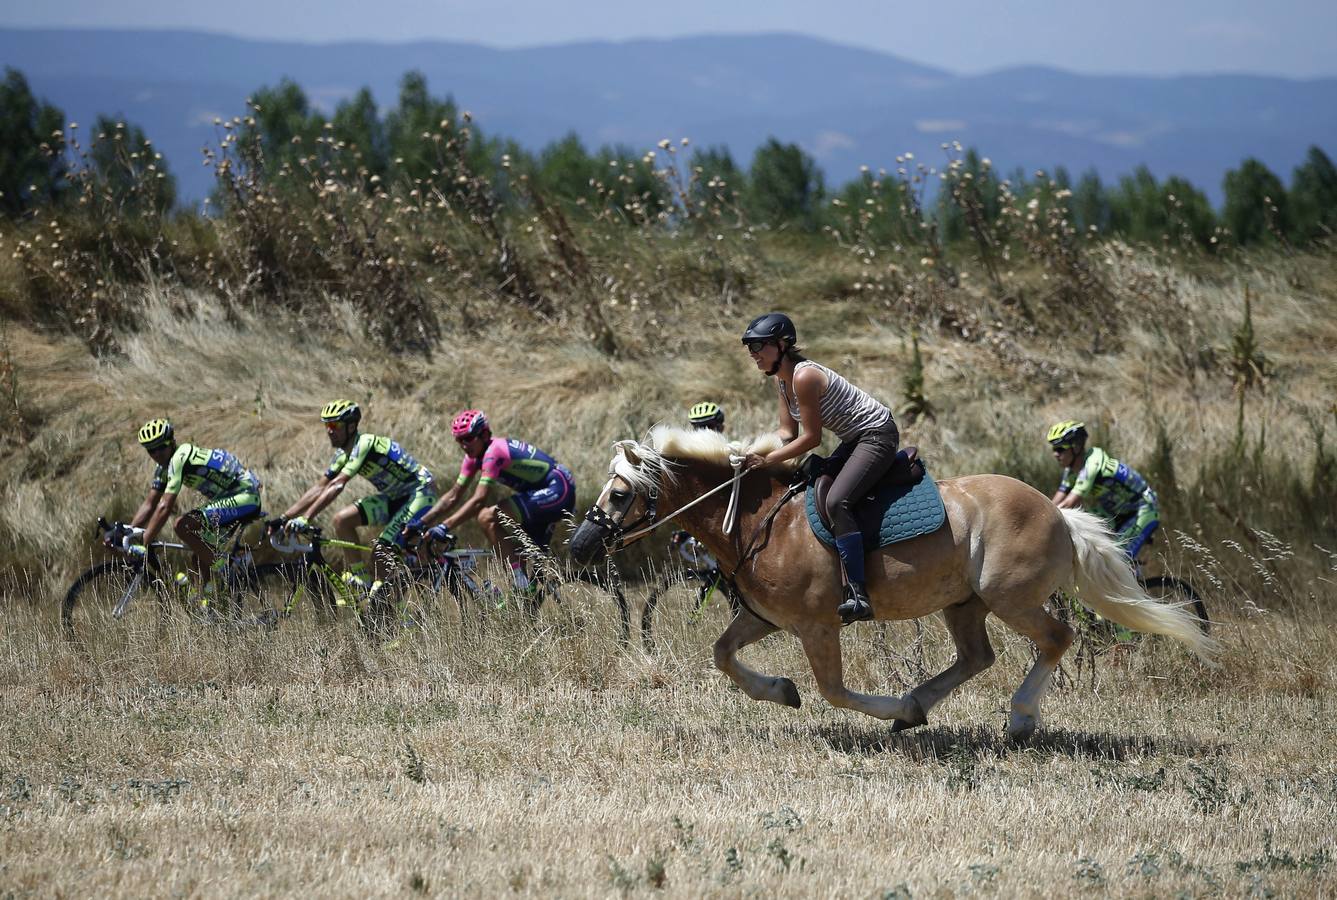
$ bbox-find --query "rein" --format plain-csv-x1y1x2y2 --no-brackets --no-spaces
616,455,747,547
729,480,804,581
583,447,805,631
717,480,805,630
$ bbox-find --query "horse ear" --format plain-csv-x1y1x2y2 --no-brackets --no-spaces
612,440,642,467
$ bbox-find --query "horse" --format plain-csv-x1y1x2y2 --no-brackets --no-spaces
569,426,1215,741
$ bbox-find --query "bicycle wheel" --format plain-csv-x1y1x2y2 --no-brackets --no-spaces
226,562,300,628
1141,575,1210,633
444,565,500,619
360,576,412,640
1048,589,1126,645
61,558,173,640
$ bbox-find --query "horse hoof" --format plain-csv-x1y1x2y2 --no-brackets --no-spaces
777,678,802,709
1007,714,1037,743
892,695,928,731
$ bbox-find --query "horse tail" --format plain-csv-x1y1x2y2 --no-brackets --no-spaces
1061,508,1217,663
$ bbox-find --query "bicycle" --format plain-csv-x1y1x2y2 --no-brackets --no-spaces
1052,555,1209,650
635,535,743,651
263,522,503,633
1137,571,1209,630
408,529,504,618
61,515,288,640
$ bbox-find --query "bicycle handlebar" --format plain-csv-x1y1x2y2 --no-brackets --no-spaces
97,517,143,550
266,521,372,555
268,531,316,554
404,527,458,553
94,517,182,555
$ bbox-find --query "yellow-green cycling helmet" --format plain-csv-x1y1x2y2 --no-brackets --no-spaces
320,399,361,425
1046,420,1087,448
688,401,724,429
137,418,174,450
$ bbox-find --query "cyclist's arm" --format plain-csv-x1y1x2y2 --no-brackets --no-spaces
301,473,353,521
417,480,467,530
129,489,163,529
283,476,333,520
444,481,492,531
293,436,368,522
1054,463,1087,509
1055,489,1087,510
141,491,179,545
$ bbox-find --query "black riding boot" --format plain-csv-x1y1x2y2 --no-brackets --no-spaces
837,581,874,625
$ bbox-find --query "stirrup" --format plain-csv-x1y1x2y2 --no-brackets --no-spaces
837,584,874,625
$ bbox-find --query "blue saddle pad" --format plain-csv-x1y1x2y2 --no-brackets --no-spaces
805,472,946,549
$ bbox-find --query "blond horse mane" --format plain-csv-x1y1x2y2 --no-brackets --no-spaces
609,425,795,495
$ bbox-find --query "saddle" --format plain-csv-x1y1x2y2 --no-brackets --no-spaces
798,447,925,531
799,447,946,549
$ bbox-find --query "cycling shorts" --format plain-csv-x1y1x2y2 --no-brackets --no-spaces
357,485,438,547
1114,503,1160,562
182,490,262,549
506,466,576,547
192,490,262,533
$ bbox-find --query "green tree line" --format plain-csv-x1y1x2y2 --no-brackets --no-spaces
3,64,1335,251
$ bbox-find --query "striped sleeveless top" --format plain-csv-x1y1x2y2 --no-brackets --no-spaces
778,360,892,442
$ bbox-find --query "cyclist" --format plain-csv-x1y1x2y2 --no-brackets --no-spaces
1047,420,1160,561
278,400,437,590
129,418,263,601
414,409,576,593
740,312,899,625
671,401,725,585
687,400,725,432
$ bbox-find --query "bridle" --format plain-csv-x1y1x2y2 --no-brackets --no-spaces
581,447,748,552
581,479,660,549
580,444,802,631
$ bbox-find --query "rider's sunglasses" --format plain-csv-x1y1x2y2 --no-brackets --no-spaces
746,340,771,354
456,434,476,445
324,422,343,432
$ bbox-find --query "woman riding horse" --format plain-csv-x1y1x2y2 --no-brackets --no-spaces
739,312,899,624
570,427,1214,741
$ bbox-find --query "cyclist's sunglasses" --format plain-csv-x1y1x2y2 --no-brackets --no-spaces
456,433,479,444
324,421,346,432
746,340,773,354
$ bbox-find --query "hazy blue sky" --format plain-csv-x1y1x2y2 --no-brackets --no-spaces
3,0,1334,78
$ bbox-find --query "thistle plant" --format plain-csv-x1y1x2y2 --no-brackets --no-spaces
1228,286,1269,393
900,331,934,424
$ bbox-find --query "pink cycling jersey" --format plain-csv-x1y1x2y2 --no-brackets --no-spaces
457,437,565,492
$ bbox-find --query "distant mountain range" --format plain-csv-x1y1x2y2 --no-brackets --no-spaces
3,28,1335,206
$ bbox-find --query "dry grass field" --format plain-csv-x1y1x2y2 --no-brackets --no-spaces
2,238,1335,896
2,588,1334,897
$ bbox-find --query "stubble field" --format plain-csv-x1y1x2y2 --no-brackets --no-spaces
2,570,1334,897
2,240,1335,896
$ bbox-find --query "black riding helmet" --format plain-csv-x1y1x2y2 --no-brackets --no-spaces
741,312,797,349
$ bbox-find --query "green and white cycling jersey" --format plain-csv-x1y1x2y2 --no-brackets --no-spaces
150,444,261,499
324,433,433,499
1058,446,1157,523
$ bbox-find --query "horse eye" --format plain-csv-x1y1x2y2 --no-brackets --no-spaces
609,489,629,504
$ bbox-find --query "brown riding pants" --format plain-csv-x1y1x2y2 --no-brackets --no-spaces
825,419,901,536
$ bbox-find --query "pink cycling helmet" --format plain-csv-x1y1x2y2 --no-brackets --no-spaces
451,409,489,438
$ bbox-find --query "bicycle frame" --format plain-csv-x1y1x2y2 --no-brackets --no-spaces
266,525,497,623
109,547,177,619
266,529,370,616
93,517,252,619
